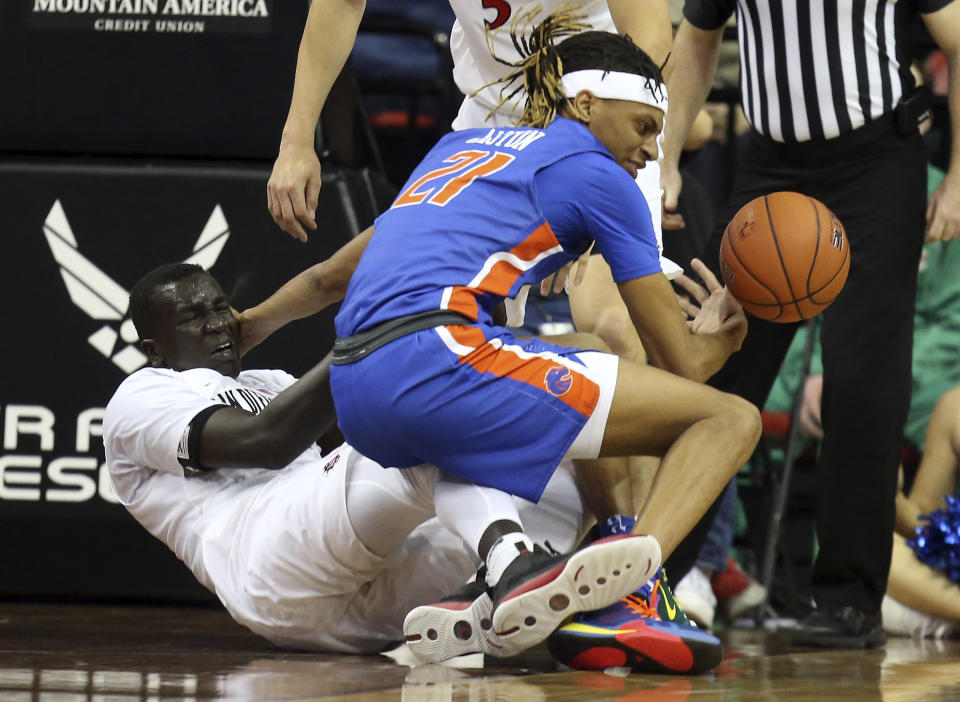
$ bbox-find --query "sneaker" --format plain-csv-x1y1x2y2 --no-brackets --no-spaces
489,534,661,655
792,605,886,648
712,557,767,620
547,584,724,674
403,575,508,663
881,595,958,640
674,567,717,630
644,567,695,627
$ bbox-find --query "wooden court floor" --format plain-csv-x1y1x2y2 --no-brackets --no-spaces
2,602,959,701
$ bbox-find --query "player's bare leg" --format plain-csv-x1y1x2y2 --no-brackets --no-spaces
567,255,648,365
599,358,761,561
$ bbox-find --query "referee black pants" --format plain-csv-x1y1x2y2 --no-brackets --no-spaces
666,116,927,615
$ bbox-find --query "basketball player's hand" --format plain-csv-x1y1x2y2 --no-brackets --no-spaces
235,308,275,357
267,141,322,242
660,162,686,231
540,243,594,295
674,258,744,336
926,173,960,242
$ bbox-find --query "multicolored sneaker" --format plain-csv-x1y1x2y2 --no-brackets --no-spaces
644,567,695,627
489,534,662,656
403,571,509,663
547,568,724,675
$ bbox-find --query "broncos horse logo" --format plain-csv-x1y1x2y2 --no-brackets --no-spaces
544,365,573,397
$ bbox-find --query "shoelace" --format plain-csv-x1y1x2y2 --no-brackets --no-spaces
623,590,660,619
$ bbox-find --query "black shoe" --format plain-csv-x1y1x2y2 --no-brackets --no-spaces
791,606,886,649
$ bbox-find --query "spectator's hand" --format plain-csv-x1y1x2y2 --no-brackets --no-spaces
660,161,686,231
267,142,322,242
674,258,743,336
926,173,960,242
540,243,594,295
798,374,824,439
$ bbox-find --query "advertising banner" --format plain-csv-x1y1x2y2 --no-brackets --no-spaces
0,157,391,600
0,1,307,157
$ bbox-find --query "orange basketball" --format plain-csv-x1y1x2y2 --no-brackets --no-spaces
719,192,850,323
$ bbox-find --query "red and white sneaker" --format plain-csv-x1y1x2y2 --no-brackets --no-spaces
403,575,508,663
489,534,661,655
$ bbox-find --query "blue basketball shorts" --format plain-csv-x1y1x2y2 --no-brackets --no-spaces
330,323,619,502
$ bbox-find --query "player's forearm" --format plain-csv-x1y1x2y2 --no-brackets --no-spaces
279,0,366,149
661,20,722,168
200,354,336,470
242,226,374,337
683,330,742,383
607,0,673,68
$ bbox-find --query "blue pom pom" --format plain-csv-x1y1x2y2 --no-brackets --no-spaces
908,495,960,585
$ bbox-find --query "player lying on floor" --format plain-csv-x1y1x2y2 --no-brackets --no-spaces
240,21,759,671
104,262,666,656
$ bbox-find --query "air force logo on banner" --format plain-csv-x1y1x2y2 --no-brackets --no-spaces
42,200,231,374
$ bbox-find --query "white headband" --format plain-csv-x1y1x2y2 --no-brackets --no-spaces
561,69,668,114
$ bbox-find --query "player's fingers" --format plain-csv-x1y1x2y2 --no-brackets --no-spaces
552,265,570,294
571,243,594,288
720,288,742,318
540,275,555,296
662,211,686,231
673,273,709,305
305,177,322,231
278,193,309,242
267,184,281,223
676,293,699,319
690,258,723,294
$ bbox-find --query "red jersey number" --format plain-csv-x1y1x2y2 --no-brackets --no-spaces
482,0,512,29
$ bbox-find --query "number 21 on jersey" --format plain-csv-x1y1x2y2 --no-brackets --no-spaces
393,150,516,209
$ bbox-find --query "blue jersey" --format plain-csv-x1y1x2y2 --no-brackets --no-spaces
336,117,661,337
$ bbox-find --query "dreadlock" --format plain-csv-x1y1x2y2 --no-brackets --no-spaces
483,6,665,127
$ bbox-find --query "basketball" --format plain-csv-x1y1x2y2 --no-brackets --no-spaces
719,192,850,323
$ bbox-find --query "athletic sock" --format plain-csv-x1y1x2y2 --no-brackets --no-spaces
598,514,636,538
485,533,537,587
433,476,523,558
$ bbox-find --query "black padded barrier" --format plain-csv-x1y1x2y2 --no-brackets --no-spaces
0,156,393,601
0,1,307,158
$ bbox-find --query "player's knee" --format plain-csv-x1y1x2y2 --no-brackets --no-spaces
570,332,611,353
716,393,763,447
592,307,645,364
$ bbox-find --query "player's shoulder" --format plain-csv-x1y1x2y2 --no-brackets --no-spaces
237,368,297,394
109,367,181,405
106,367,226,418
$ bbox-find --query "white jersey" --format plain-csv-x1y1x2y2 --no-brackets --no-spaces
103,367,474,652
103,366,587,653
449,0,616,123
447,0,679,277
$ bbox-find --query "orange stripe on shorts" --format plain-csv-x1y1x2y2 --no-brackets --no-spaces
446,325,599,418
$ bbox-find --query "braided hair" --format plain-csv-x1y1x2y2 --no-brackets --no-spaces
483,5,665,127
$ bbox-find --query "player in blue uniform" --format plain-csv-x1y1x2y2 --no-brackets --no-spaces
243,22,760,667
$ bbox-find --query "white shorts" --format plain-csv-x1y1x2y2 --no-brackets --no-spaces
220,445,587,654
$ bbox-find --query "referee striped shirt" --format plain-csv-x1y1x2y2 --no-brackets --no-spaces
683,0,953,142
